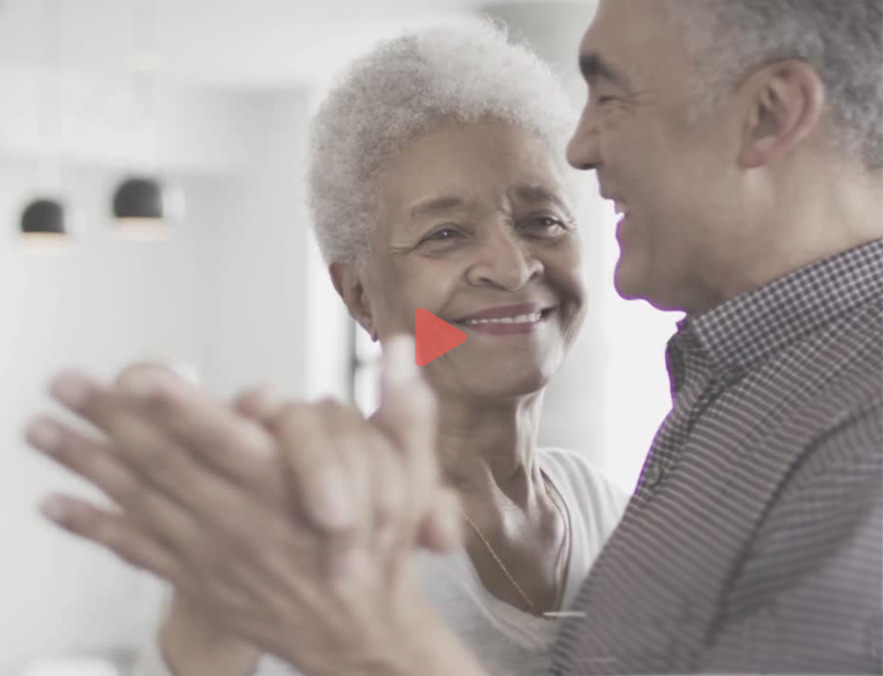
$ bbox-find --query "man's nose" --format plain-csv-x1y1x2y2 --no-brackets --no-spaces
466,227,543,291
566,104,601,171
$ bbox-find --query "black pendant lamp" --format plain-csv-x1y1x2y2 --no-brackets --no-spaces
112,0,172,238
113,176,163,220
22,1,67,244
112,176,169,237
20,198,66,237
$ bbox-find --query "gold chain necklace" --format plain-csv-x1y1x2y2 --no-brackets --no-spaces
463,476,570,616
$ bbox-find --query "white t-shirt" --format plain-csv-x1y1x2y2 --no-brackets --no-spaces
134,448,628,676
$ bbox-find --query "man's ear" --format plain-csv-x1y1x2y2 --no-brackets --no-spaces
329,261,378,341
738,59,826,169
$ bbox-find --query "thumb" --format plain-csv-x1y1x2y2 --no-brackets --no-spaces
372,334,439,498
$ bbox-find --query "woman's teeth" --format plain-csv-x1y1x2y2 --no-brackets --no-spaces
464,312,543,325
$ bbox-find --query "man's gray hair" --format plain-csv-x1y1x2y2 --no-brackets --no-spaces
308,19,575,264
664,0,882,170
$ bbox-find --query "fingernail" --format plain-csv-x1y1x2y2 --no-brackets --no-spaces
39,495,69,522
383,335,417,387
170,362,200,386
25,419,61,452
120,371,164,399
50,372,91,409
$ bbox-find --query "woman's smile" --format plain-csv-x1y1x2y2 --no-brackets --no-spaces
451,303,557,336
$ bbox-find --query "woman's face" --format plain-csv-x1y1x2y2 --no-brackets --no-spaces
343,119,586,400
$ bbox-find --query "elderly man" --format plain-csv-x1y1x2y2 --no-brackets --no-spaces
26,0,882,673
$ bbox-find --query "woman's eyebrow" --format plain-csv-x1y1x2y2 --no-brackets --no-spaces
512,185,569,212
408,195,467,219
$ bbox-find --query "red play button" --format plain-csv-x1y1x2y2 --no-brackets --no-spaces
415,308,467,367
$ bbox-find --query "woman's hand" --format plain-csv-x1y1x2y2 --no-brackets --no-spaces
25,337,467,675
159,593,260,676
155,388,270,676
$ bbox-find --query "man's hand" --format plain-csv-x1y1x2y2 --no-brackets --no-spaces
24,336,468,675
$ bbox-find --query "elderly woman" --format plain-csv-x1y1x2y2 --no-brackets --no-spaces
136,20,626,676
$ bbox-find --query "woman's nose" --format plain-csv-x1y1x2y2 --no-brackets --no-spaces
465,228,543,291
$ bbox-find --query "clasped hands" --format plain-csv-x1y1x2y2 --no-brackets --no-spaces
24,336,462,675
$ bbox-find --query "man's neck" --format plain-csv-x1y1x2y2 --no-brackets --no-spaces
687,165,882,317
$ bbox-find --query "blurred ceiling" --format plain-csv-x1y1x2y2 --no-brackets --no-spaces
0,0,582,89
0,0,593,170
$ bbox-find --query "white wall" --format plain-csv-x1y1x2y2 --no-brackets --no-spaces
0,86,330,673
0,161,203,672
196,90,316,400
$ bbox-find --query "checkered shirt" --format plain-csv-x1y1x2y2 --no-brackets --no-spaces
551,239,883,674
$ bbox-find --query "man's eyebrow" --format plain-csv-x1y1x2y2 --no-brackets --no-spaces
579,51,626,87
408,195,467,219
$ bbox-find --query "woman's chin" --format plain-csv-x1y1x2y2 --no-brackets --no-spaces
431,366,553,400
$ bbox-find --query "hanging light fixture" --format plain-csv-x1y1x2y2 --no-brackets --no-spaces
20,198,65,237
112,174,172,240
112,0,174,239
21,0,68,247
113,175,164,224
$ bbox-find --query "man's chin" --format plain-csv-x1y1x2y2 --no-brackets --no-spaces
613,265,646,302
614,270,686,312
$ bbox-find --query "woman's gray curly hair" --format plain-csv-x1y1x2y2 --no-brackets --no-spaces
308,19,576,265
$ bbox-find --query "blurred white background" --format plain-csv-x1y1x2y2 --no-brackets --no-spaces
0,0,680,672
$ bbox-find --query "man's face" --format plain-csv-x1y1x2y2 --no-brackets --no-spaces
567,0,744,313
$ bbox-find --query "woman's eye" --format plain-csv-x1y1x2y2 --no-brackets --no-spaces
426,227,461,241
417,226,466,250
519,216,570,236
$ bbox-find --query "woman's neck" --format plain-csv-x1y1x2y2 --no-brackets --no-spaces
434,389,569,615
435,391,545,512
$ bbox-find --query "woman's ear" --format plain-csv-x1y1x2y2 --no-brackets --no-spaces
329,261,378,341
737,59,826,169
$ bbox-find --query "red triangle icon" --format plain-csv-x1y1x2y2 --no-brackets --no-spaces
415,308,467,367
